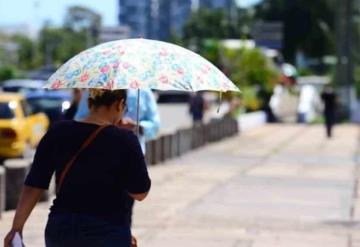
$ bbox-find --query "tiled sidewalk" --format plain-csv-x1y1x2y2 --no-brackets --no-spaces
1,124,359,247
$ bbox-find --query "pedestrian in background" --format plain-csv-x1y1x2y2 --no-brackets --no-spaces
64,89,82,120
321,86,337,138
189,91,207,126
4,89,151,247
75,89,160,152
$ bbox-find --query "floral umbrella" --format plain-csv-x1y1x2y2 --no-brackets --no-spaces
45,39,240,93
45,39,240,134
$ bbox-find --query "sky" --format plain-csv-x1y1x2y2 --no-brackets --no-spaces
0,0,262,30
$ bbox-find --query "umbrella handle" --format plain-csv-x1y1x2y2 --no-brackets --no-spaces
217,91,222,113
136,89,140,137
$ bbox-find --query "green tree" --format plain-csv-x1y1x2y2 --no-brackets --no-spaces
0,34,16,66
184,8,228,49
37,7,101,66
36,6,102,66
11,34,35,69
255,0,336,62
38,26,87,66
202,39,221,66
355,66,360,98
183,7,256,55
223,48,278,90
0,65,18,82
183,8,242,51
221,47,279,111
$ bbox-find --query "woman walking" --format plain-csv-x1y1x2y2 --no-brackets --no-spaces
4,89,151,247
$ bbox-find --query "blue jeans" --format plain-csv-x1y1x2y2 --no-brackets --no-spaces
45,213,131,247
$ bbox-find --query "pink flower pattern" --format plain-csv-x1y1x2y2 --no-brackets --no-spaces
100,65,110,73
80,73,89,82
130,80,140,89
159,75,169,84
51,80,62,89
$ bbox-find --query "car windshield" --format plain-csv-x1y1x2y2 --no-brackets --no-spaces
0,102,15,119
27,98,64,111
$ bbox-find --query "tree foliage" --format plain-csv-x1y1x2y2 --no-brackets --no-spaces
183,8,255,51
0,65,19,82
0,5,102,71
223,48,278,90
38,27,87,66
11,34,35,69
36,6,102,66
255,0,336,62
221,47,280,111
184,8,232,41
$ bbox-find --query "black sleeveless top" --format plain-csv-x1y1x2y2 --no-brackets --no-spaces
25,121,151,224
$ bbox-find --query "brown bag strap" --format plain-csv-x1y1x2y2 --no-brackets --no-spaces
56,125,110,194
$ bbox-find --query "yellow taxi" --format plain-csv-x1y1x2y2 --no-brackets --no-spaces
0,93,49,158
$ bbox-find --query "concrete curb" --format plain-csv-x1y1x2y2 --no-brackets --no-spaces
0,166,5,218
146,117,239,165
4,159,31,210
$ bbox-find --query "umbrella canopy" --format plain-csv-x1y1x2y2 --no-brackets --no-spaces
45,39,239,93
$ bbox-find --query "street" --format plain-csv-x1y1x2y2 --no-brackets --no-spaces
0,124,359,247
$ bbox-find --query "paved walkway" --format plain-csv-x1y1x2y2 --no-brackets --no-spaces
0,124,359,247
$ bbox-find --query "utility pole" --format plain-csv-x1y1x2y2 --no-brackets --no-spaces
335,0,355,119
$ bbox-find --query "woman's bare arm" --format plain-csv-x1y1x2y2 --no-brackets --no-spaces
4,186,44,247
11,185,44,231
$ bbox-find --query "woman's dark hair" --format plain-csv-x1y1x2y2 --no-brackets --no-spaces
88,89,127,109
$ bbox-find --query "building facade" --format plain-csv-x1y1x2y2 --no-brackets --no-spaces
157,0,192,40
118,0,234,41
118,0,152,38
198,0,236,16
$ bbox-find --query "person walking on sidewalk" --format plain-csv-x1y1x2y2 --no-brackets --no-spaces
4,89,151,247
64,89,82,120
321,86,337,138
189,92,207,126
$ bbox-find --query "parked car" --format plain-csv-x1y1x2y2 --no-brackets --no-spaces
26,90,72,123
0,93,49,158
2,79,46,94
